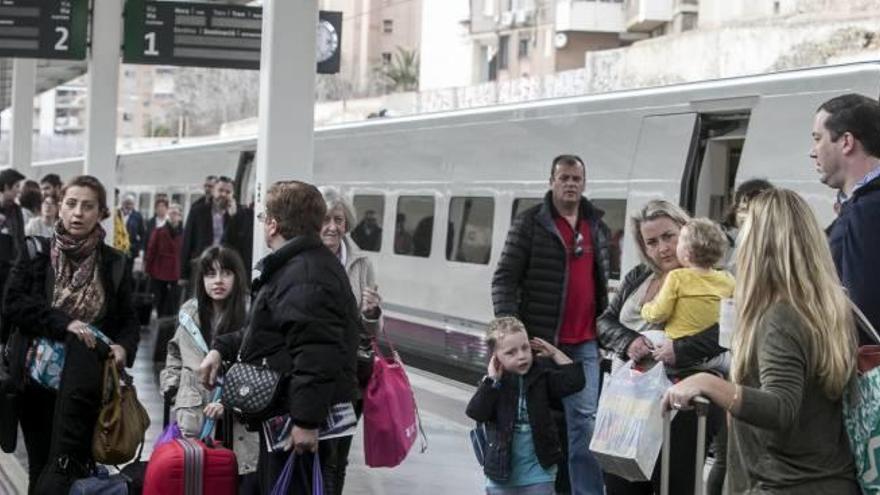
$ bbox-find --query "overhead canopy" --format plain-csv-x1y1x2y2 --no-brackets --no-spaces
0,0,255,112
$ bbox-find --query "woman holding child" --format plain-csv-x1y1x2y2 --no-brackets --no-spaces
664,189,859,494
596,200,728,495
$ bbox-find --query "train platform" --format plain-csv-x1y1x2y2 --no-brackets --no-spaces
0,317,484,494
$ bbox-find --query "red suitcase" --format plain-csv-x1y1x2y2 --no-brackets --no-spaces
143,437,238,495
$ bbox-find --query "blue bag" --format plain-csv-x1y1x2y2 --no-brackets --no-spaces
68,466,128,495
28,325,112,390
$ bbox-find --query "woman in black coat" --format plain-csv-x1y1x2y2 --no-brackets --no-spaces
3,175,139,494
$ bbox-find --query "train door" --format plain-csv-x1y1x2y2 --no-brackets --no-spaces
622,113,700,273
681,112,751,222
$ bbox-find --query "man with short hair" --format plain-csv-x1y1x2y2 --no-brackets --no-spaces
200,180,360,494
0,168,26,343
192,175,217,211
351,209,382,251
180,176,248,281
812,93,880,339
492,155,611,495
39,173,63,200
120,195,146,275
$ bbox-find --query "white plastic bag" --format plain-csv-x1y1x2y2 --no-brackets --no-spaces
589,360,672,482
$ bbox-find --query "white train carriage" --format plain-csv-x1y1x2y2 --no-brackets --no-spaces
27,62,880,376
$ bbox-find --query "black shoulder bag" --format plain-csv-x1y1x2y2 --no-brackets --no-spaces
220,323,283,421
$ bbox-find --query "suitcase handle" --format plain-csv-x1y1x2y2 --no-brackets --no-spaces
661,395,711,495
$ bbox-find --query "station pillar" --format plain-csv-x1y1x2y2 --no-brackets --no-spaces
84,0,123,245
9,59,36,178
251,0,319,264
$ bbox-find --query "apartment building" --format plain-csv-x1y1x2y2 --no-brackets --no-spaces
466,0,703,83
321,0,423,94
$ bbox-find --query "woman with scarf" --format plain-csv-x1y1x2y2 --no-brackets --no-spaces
3,175,140,494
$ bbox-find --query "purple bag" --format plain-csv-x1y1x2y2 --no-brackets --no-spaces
271,452,323,495
153,421,182,449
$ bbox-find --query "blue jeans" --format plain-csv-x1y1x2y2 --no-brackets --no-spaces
560,340,604,495
486,482,555,495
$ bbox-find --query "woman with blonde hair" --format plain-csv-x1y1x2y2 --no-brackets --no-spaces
664,188,859,494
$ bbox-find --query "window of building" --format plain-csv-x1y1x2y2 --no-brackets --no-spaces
591,199,627,280
447,197,494,264
498,35,510,70
395,196,435,257
511,197,542,220
122,112,133,122
352,195,385,252
383,19,393,33
518,38,529,58
382,52,392,65
483,0,495,17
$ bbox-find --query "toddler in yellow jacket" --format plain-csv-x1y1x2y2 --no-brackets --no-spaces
641,218,734,371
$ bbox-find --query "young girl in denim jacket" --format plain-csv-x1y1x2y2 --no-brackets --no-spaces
466,317,585,495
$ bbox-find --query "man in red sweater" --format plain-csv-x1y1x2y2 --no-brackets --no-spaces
492,155,611,495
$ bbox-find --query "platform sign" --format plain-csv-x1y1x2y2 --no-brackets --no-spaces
0,0,88,60
123,0,342,74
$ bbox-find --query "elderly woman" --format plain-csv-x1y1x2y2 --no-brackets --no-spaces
318,187,382,495
3,175,140,493
597,200,725,495
25,194,60,238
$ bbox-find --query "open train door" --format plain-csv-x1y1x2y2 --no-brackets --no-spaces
621,113,700,274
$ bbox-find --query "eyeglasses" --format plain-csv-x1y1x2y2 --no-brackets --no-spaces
573,232,584,258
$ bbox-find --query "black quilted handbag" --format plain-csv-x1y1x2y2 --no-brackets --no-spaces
221,357,282,419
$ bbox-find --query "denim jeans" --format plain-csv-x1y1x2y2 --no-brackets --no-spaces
559,340,604,495
486,482,556,495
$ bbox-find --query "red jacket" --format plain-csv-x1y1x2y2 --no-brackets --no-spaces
145,224,183,282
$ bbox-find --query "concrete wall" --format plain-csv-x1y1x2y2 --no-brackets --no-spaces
556,32,621,71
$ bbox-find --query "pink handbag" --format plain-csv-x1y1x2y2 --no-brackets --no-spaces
362,331,426,467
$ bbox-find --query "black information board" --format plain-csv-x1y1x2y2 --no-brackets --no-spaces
0,0,88,60
123,0,341,74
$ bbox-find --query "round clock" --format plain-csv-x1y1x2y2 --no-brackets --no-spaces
316,20,339,63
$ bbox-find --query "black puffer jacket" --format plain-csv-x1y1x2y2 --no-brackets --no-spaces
596,264,725,369
3,236,140,386
492,191,610,343
213,235,360,428
465,359,584,482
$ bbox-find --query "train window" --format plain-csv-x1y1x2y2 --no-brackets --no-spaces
171,193,185,208
512,197,541,220
351,195,385,252
447,197,494,264
592,199,627,280
395,196,435,257
138,193,152,216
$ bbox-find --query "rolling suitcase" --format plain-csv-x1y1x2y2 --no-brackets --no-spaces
143,437,237,495
660,396,711,495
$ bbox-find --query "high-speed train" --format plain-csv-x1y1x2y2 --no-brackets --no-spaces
27,62,880,379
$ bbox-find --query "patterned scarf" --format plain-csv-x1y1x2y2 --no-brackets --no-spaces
51,223,106,324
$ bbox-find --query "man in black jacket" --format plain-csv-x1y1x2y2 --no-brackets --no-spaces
492,155,610,495
0,168,26,344
812,94,880,341
200,180,360,495
179,176,250,282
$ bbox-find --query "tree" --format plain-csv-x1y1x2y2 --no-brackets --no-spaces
170,67,260,136
375,47,420,93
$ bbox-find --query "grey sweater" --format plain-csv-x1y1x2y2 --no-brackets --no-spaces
728,303,859,494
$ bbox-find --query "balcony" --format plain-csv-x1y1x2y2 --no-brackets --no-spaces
556,0,625,33
625,0,673,32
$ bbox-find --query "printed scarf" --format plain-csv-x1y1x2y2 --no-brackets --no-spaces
51,223,106,324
